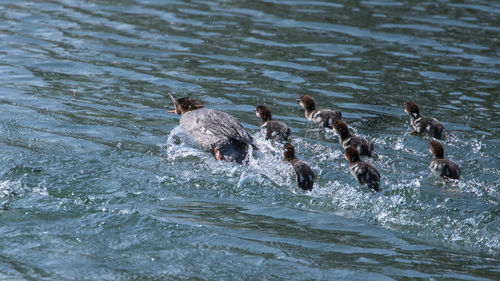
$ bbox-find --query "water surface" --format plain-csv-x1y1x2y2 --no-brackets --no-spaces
0,0,499,280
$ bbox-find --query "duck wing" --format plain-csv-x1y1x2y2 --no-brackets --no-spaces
343,136,373,157
292,159,314,191
262,120,291,142
441,160,460,180
351,162,380,190
315,109,342,127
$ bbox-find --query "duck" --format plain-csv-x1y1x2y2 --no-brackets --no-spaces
254,105,291,142
332,120,375,157
429,140,460,181
283,143,314,191
404,101,445,139
297,95,341,129
168,93,255,164
344,146,380,191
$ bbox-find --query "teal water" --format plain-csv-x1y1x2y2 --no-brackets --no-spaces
0,0,499,279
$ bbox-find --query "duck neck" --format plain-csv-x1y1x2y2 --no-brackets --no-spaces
260,117,272,125
305,108,316,119
339,131,350,142
433,154,444,160
284,154,296,162
349,155,361,163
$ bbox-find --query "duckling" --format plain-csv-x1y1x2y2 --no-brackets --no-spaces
254,105,291,142
332,120,375,157
283,143,314,191
404,101,445,139
429,140,460,181
297,95,341,129
344,146,380,191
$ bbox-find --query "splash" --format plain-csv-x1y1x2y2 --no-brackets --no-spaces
162,127,294,190
0,175,48,198
395,124,411,150
160,125,500,253
162,126,207,161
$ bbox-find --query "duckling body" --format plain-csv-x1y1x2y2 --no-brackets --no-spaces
283,143,314,191
429,159,461,180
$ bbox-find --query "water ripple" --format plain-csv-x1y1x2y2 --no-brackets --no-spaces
0,0,499,279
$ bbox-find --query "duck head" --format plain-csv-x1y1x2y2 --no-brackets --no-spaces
254,105,272,121
332,120,350,140
297,95,315,111
404,101,420,119
168,93,204,115
429,140,444,159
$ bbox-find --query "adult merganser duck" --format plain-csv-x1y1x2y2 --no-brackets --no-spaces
297,95,341,129
168,93,255,164
429,140,460,181
283,143,314,191
332,120,375,157
404,102,445,139
345,146,380,191
254,105,291,142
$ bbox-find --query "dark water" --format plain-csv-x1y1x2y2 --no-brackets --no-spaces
1,0,499,279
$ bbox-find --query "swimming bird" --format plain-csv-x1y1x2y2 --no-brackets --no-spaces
332,120,375,157
254,105,291,142
283,143,314,191
297,95,341,129
429,140,460,181
404,101,445,139
168,93,255,164
344,146,380,191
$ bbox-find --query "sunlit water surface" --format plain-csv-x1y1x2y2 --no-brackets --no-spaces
0,0,499,280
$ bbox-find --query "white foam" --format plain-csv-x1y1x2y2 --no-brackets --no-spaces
0,176,48,198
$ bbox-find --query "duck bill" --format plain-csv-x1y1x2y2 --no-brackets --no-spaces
167,92,179,114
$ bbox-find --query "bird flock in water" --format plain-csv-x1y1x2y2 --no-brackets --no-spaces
168,93,461,192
